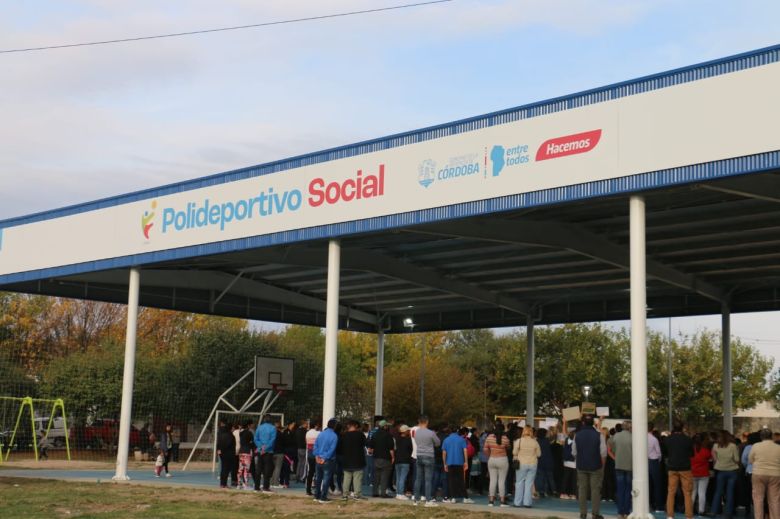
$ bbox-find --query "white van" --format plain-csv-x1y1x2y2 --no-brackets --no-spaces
34,417,68,447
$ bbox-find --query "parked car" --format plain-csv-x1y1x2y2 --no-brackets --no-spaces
83,419,140,449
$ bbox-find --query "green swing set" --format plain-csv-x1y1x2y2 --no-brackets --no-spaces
0,396,71,462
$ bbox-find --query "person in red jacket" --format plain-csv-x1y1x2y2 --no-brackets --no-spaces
690,433,712,516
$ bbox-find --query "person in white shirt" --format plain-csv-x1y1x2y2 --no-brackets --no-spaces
648,427,663,511
304,420,321,495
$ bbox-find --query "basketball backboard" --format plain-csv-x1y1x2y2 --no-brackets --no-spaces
254,356,294,391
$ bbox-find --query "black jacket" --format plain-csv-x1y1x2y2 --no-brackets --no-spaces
217,426,235,454
341,430,367,470
368,428,395,461
664,433,693,471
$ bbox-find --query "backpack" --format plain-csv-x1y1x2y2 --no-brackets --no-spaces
466,437,476,459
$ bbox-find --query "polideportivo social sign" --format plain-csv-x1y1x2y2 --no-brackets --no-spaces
1,59,780,278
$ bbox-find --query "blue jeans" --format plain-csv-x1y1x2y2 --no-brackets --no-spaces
414,456,435,501
395,463,410,496
514,464,537,507
615,469,632,515
315,459,336,500
711,469,738,516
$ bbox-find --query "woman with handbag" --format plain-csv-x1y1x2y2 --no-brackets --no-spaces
710,430,740,519
484,423,511,507
513,425,541,508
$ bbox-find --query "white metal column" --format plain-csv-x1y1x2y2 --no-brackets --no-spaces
322,239,340,421
113,267,140,481
374,331,385,416
526,315,535,427
629,196,651,519
721,304,733,433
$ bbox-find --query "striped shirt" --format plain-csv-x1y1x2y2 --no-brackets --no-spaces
484,433,510,458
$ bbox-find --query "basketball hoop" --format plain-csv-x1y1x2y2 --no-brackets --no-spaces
270,383,288,397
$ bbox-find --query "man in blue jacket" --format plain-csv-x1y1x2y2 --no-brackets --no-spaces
254,414,277,493
312,418,339,503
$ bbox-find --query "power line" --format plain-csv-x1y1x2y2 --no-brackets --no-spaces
0,0,453,55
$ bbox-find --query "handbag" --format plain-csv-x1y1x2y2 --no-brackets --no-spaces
513,459,520,471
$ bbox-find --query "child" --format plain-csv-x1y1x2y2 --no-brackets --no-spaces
39,435,50,461
154,449,165,477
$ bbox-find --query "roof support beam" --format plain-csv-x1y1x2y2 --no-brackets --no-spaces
415,218,724,303
698,175,780,204
66,269,377,326
241,247,532,316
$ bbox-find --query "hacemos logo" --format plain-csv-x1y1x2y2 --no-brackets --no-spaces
141,200,157,240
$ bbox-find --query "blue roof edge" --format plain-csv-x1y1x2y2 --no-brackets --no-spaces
1,42,779,230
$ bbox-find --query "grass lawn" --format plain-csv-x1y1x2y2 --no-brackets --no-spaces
0,476,561,519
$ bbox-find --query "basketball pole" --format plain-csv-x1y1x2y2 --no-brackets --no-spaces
182,366,257,472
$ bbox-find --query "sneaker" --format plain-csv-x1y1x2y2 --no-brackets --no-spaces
442,498,454,504
352,495,363,501
420,496,426,502
425,501,439,507
317,499,331,504
500,503,509,508
165,473,172,478
272,485,284,489
395,494,408,500
155,474,160,478
463,498,475,504
488,502,494,507
332,490,342,496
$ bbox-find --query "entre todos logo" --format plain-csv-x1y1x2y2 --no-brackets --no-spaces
141,200,157,239
140,165,386,239
490,144,530,177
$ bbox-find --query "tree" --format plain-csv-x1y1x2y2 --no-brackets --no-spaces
648,331,772,427
383,356,483,425
770,369,780,411
493,324,632,417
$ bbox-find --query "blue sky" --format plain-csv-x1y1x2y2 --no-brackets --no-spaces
1,0,778,370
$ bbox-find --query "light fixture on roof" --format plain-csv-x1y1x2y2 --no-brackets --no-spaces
403,317,415,328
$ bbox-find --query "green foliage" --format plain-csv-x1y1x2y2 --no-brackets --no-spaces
647,331,774,426
492,324,632,417
39,340,125,420
383,355,484,425
0,291,775,432
770,370,780,411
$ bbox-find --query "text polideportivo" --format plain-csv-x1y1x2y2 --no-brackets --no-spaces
161,165,385,233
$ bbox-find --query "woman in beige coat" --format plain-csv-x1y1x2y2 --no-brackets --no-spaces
513,425,541,507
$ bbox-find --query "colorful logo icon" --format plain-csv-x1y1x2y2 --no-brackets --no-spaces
141,200,157,239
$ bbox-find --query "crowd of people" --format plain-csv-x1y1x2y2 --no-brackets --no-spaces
210,413,780,518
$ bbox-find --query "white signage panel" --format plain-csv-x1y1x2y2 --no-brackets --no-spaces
1,61,780,277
